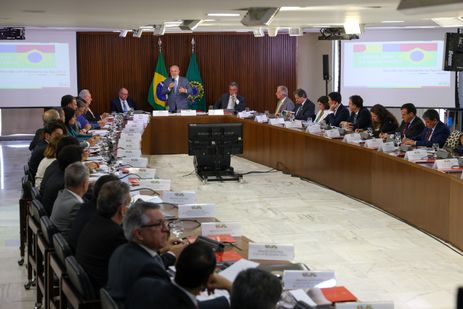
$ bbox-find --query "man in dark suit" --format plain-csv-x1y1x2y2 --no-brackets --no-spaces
396,103,425,139
110,88,138,113
161,65,193,112
41,145,83,215
29,109,62,151
28,121,66,179
214,82,246,112
324,92,350,127
76,180,130,291
342,95,371,130
106,201,188,304
79,89,109,128
50,162,89,241
126,242,231,309
292,88,315,121
404,109,450,148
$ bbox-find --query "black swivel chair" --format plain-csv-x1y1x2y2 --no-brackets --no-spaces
39,216,59,309
51,233,73,309
100,288,119,309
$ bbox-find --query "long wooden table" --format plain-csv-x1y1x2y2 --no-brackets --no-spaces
141,115,463,251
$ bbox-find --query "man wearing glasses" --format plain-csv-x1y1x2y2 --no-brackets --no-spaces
106,202,188,304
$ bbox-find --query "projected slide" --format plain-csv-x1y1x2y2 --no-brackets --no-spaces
0,42,71,89
343,41,450,88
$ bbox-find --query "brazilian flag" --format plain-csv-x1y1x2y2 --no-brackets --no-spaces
186,53,206,111
148,52,168,110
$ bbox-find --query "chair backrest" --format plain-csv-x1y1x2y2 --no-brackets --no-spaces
22,176,33,200
52,233,73,266
40,216,58,245
31,199,46,223
65,256,97,301
100,288,119,309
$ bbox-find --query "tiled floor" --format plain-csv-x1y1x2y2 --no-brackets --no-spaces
1,141,462,309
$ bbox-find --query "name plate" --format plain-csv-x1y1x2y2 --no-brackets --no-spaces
269,118,285,126
180,109,197,116
255,115,268,123
336,302,394,309
238,111,253,118
161,191,196,205
284,120,303,129
379,141,396,153
152,110,169,117
283,270,336,289
127,168,156,179
118,140,141,150
208,109,224,116
117,149,142,158
306,124,322,134
344,133,362,143
121,157,148,168
123,127,144,134
248,243,295,261
120,133,142,140
325,128,340,138
365,138,382,149
201,222,242,237
433,158,459,171
178,204,215,218
404,149,428,162
138,179,171,191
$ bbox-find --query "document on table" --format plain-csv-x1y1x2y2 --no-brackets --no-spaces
219,259,259,282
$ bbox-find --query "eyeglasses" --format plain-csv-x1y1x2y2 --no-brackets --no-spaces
141,220,169,230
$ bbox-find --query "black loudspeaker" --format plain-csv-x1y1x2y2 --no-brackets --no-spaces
457,287,463,309
322,54,329,80
444,33,463,71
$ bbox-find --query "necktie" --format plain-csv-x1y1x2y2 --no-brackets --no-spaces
402,122,410,138
275,100,283,115
315,111,323,123
122,100,128,112
353,113,358,124
153,254,164,267
425,128,433,142
174,79,178,94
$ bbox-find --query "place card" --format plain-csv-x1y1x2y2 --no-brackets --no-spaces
306,124,322,134
269,118,285,126
344,133,362,143
123,126,144,133
118,140,141,150
404,149,428,162
379,141,396,153
138,179,171,191
121,157,148,168
365,138,382,149
127,168,156,179
120,132,142,140
201,222,242,237
152,110,169,117
178,204,216,218
325,128,341,138
248,243,295,261
284,120,303,129
255,114,268,123
180,109,197,116
283,271,336,290
433,158,459,171
117,149,142,158
208,109,224,116
238,111,253,118
161,191,196,204
336,302,394,309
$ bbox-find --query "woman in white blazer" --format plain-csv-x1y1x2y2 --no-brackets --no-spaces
313,96,332,124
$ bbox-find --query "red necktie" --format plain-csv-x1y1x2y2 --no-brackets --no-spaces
402,122,410,138
425,129,432,142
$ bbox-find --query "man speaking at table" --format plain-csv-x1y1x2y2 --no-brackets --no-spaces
161,65,193,113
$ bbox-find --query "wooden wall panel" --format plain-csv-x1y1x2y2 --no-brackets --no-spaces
77,32,297,116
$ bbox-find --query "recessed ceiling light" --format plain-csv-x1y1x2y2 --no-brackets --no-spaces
280,6,375,12
344,21,364,34
432,17,463,27
253,28,265,37
207,13,241,17
288,27,303,36
381,20,405,23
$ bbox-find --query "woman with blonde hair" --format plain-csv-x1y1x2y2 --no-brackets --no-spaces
35,135,62,188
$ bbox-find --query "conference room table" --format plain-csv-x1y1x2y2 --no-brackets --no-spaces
141,114,463,252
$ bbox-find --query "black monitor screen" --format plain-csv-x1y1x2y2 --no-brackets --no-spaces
188,123,243,157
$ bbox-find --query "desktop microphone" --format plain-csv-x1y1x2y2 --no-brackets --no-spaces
458,157,463,167
436,148,449,159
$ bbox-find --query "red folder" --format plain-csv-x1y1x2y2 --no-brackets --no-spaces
320,286,357,303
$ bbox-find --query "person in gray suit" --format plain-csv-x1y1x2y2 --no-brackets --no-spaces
274,85,295,117
50,162,89,242
161,65,193,113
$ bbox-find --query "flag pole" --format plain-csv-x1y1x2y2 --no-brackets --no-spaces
158,37,163,53
191,37,195,53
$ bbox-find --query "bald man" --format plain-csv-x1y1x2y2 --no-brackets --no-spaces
110,88,138,113
29,109,62,151
161,65,193,113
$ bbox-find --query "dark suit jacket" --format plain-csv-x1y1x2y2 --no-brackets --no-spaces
41,167,64,215
110,97,137,113
40,160,59,195
325,104,350,127
126,277,230,309
397,117,425,139
76,214,127,291
373,118,398,138
106,242,174,303
350,107,372,130
293,99,315,121
68,199,97,250
29,128,44,151
214,93,246,112
28,140,47,178
84,109,101,122
161,76,193,112
413,121,450,147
